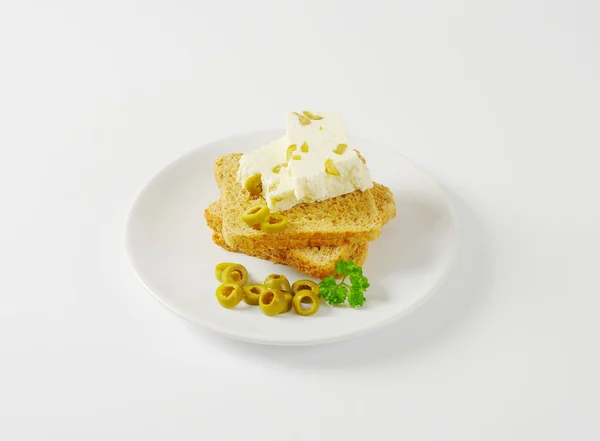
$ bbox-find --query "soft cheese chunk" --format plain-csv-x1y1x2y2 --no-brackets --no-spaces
237,111,373,212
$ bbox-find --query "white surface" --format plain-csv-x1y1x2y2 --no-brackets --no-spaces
126,131,459,344
1,0,598,440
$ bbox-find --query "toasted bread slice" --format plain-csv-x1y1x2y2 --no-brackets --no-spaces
210,231,369,279
215,154,382,250
204,183,396,279
369,182,397,225
206,183,395,232
206,201,368,278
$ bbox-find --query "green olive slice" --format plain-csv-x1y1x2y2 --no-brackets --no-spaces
272,163,287,174
241,204,270,226
244,174,262,194
280,292,293,314
324,158,340,176
292,279,320,303
221,264,248,286
242,284,266,306
286,145,297,161
260,213,288,233
293,112,311,126
292,290,320,316
215,262,235,282
302,111,323,120
259,289,286,316
264,274,292,293
333,143,348,155
216,283,244,309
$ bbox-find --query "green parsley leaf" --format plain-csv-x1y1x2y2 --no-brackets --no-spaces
348,286,366,308
349,271,370,292
320,260,370,308
319,275,337,290
336,259,357,276
328,284,349,305
335,260,349,276
319,275,348,305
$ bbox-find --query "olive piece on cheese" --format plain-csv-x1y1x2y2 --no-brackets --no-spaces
272,163,288,173
302,111,324,121
293,112,312,126
324,158,340,176
333,144,348,155
286,144,297,161
244,173,262,194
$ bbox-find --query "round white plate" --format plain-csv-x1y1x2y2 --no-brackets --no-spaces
126,130,459,345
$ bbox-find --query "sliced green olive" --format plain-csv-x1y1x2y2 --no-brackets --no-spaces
293,112,311,126
272,163,287,173
215,262,234,282
286,144,297,161
292,290,320,316
264,274,292,293
324,158,340,176
221,264,248,286
242,284,266,306
216,283,243,309
260,213,288,233
292,279,320,303
280,292,293,314
302,111,323,120
244,173,262,194
300,141,309,153
259,289,286,316
241,204,270,226
333,143,348,155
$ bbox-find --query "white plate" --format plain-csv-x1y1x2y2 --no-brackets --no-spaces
125,130,459,345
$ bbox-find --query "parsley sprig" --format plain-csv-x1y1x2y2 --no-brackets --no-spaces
318,260,370,308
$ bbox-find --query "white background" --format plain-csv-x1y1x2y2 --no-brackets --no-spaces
1,1,598,440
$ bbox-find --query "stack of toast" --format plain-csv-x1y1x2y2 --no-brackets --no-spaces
205,153,396,279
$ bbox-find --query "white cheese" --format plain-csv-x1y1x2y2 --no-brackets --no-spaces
237,111,373,212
